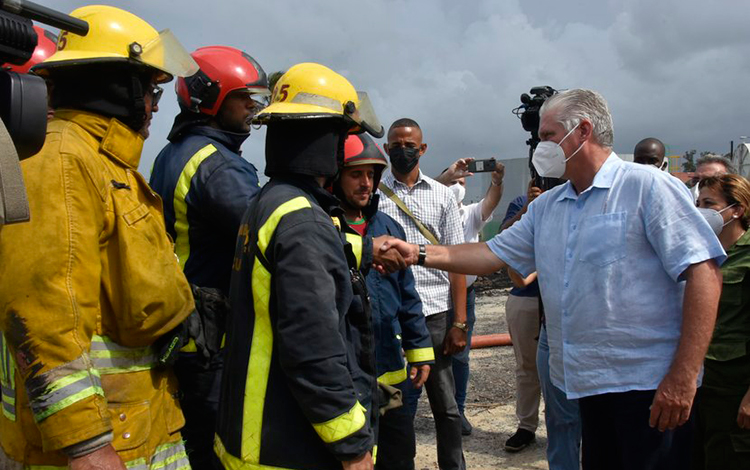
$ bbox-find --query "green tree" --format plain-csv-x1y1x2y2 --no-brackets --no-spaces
682,149,696,172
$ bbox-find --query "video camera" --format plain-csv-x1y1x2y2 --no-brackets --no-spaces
0,0,87,225
512,86,564,191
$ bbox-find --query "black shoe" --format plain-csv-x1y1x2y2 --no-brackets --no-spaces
461,413,473,436
504,428,535,452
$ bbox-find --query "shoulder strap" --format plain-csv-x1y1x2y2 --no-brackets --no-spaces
0,119,30,225
378,183,439,245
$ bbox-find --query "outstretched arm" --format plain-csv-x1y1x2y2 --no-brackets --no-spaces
381,240,507,276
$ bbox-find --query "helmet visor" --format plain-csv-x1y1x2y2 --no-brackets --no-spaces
139,30,199,82
250,89,271,108
349,92,384,138
232,89,271,115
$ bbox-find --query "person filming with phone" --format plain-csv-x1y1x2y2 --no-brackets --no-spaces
436,157,504,435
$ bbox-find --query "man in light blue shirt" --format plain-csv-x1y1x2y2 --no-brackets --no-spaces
381,89,725,470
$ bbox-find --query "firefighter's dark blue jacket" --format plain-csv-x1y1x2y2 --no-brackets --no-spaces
149,125,260,294
364,196,434,385
216,176,377,469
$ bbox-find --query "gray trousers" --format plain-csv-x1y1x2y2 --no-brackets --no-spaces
506,294,541,432
405,311,466,470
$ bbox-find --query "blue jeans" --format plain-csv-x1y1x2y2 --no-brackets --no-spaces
537,326,582,470
451,287,475,414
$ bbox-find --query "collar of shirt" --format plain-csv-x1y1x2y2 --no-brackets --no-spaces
556,153,621,202
189,125,249,153
382,169,433,191
736,228,750,248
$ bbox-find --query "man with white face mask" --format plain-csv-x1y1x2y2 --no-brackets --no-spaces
380,89,727,470
436,159,504,435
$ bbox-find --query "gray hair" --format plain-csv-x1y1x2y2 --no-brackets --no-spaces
696,153,736,174
540,89,614,148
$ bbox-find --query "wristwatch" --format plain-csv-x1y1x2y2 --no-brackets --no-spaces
417,244,426,266
452,322,468,332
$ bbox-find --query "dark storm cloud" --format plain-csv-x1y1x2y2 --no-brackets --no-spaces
51,0,750,180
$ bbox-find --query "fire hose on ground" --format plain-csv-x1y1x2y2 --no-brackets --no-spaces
470,333,512,349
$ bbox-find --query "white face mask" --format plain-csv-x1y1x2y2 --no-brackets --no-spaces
450,183,465,205
532,123,585,178
697,204,736,235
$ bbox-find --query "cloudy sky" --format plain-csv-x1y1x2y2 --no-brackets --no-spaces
51,0,750,184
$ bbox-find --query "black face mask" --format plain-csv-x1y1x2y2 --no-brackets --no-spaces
388,146,420,174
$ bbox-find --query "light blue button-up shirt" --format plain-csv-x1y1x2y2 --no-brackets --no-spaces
487,154,726,399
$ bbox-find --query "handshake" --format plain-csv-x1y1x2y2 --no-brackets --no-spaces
372,235,420,274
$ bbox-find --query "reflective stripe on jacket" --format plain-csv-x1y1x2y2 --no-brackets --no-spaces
0,110,194,467
217,177,376,469
149,125,260,294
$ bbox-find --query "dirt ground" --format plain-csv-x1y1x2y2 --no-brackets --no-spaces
413,274,549,469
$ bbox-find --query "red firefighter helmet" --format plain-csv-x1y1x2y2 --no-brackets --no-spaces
4,25,58,74
176,45,269,116
342,133,388,188
344,133,388,169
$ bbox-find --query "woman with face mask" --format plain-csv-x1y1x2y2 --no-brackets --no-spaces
694,174,750,469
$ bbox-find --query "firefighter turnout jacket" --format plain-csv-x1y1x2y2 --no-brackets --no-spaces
363,199,434,385
216,176,378,470
0,110,194,468
149,125,260,294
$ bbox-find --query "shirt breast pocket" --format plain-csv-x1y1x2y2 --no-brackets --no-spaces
577,211,627,267
720,267,746,307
